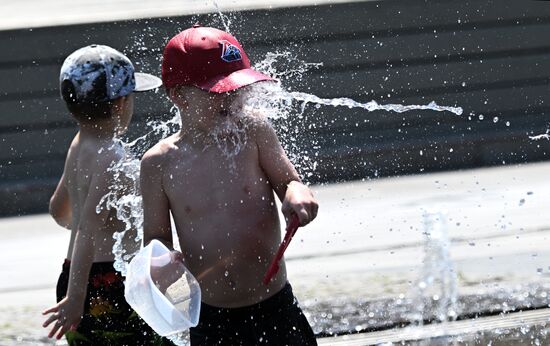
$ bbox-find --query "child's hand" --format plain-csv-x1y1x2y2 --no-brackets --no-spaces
42,296,83,340
150,250,185,293
281,181,319,226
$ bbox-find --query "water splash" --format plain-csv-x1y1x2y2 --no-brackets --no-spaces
236,62,463,178
238,83,463,119
410,210,459,325
212,0,232,33
529,131,550,140
289,92,463,115
252,50,462,115
104,47,464,276
99,46,465,345
254,51,323,82
208,115,250,171
94,105,183,276
95,140,143,276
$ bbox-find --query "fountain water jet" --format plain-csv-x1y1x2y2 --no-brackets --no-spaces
410,211,459,327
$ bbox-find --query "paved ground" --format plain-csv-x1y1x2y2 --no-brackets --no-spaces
287,161,550,301
1,161,550,344
318,308,550,345
0,0,367,30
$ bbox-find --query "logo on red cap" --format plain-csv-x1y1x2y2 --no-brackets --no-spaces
220,40,242,63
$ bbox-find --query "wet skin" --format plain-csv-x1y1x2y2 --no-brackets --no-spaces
169,136,285,305
141,87,318,308
63,135,139,262
43,94,138,339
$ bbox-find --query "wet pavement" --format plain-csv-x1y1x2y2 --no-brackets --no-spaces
1,162,550,345
318,308,550,345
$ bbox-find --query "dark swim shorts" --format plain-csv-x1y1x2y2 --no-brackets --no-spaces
190,282,317,346
56,259,173,346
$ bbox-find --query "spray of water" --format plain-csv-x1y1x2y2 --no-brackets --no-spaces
99,27,465,345
289,92,463,115
209,116,250,171
94,106,182,276
252,50,462,115
529,132,550,141
410,210,459,327
100,44,464,278
95,141,143,276
92,139,143,275
101,47,465,273
212,1,232,33
254,51,323,81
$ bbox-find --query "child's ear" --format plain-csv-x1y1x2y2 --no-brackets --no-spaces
168,87,179,101
109,95,133,119
111,95,129,111
111,97,123,111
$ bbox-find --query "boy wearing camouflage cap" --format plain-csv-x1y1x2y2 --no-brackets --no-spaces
41,44,170,345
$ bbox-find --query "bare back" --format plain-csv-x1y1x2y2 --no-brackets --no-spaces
64,134,138,262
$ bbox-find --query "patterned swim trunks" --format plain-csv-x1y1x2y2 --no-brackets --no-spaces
56,259,173,346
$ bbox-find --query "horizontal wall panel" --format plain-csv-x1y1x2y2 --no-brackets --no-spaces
250,23,550,71
3,0,550,214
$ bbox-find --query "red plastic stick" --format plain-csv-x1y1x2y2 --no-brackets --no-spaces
262,215,301,285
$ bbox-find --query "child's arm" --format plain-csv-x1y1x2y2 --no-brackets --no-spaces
50,136,78,229
42,164,113,339
49,174,72,229
141,148,173,248
255,120,319,226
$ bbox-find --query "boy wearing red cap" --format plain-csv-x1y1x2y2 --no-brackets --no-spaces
141,26,319,345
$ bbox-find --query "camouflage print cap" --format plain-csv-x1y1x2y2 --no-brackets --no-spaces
60,44,162,104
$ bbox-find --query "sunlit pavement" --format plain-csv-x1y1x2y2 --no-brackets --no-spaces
0,0,358,31
287,161,550,302
1,161,550,344
317,308,550,345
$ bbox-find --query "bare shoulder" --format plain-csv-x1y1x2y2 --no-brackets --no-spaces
63,133,81,167
95,145,124,172
73,141,124,184
141,135,179,169
246,116,285,155
246,115,278,144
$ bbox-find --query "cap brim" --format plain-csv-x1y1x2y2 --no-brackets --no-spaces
196,68,273,94
135,72,163,92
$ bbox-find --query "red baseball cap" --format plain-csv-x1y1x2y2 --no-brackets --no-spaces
162,25,273,93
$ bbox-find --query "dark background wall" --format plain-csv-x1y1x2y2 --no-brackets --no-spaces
2,0,550,216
